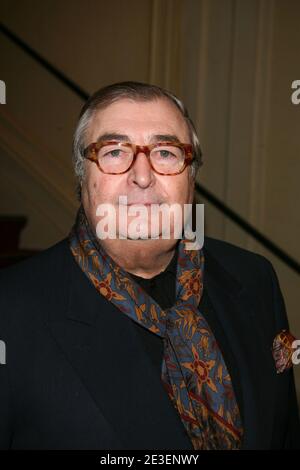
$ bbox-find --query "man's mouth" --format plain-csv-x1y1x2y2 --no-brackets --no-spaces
117,196,162,207
127,202,154,206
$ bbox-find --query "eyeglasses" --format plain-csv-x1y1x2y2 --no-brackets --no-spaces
83,140,194,175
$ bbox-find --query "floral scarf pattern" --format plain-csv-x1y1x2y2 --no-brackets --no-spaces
68,205,243,449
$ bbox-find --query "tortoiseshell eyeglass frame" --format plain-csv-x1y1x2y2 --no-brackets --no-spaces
83,140,194,175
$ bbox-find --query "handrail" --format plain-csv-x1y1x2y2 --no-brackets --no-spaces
0,23,89,100
195,183,300,274
1,22,299,275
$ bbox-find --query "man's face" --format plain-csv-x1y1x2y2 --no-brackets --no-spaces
81,97,195,241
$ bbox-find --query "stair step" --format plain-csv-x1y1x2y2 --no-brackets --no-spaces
0,215,27,252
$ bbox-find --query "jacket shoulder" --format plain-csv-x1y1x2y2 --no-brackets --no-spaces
204,235,274,281
204,236,289,331
0,238,71,326
0,238,70,285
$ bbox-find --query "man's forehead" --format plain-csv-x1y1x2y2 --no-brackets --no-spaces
88,98,189,141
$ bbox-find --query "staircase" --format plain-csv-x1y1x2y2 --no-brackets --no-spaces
0,215,38,268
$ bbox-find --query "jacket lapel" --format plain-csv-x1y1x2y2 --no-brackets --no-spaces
203,246,276,449
47,246,193,450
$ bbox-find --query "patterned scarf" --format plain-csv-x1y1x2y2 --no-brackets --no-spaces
68,205,243,449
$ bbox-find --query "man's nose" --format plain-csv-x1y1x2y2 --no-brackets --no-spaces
128,151,154,188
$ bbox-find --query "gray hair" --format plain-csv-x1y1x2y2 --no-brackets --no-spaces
72,81,203,200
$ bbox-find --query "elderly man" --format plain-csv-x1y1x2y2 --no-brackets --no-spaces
0,81,299,450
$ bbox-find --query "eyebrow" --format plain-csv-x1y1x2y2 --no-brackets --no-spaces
96,133,129,142
95,133,181,144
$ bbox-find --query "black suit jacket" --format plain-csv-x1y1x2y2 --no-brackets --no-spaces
0,236,299,449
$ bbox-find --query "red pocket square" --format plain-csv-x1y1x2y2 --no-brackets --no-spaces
272,329,297,374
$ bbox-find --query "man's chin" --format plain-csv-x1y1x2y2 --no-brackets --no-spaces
117,233,161,241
